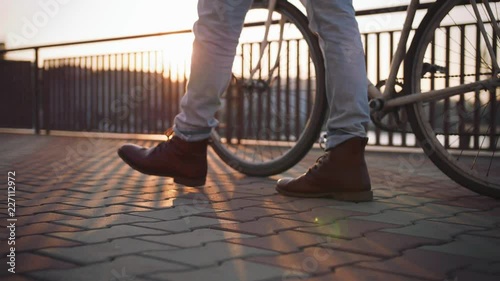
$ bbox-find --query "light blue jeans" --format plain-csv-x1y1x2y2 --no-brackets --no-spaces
174,0,370,150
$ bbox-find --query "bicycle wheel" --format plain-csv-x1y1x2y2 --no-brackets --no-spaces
406,0,500,198
210,0,326,176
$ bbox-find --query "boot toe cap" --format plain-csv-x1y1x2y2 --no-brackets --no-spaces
117,144,147,160
276,177,294,188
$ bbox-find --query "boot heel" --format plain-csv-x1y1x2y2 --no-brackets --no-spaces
174,177,206,187
331,191,373,202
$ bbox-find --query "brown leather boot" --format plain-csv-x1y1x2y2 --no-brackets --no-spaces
117,133,208,187
276,137,372,202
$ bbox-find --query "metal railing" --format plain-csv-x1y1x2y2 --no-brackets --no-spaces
1,3,496,149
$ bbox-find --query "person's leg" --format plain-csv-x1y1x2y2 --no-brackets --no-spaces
276,0,372,201
308,0,370,148
118,0,253,186
174,0,254,141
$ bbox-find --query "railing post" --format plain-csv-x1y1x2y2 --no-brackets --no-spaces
33,48,41,134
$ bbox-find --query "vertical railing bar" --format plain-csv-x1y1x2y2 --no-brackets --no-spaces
107,54,112,133
459,25,467,149
167,61,173,129
266,42,272,140
474,24,481,149
69,57,75,131
285,40,290,141
59,58,65,130
237,44,245,143
295,39,301,140
99,55,105,132
33,48,41,134
374,34,381,146
490,24,498,150
276,42,282,141
444,26,451,149
429,32,436,148
92,56,97,131
248,43,254,139
43,60,50,134
153,51,159,133
257,43,263,140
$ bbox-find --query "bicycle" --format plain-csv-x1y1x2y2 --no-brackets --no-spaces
209,0,500,198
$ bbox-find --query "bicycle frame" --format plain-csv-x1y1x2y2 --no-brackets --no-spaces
367,0,500,112
261,0,500,112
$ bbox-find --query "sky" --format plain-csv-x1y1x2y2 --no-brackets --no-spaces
0,0,412,61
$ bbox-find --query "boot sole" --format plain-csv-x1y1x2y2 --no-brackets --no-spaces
117,148,206,187
276,186,373,202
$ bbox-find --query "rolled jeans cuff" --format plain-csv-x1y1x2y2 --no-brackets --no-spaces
325,130,367,151
173,125,212,142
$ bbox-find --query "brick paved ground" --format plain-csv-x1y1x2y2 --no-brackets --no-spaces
0,133,499,281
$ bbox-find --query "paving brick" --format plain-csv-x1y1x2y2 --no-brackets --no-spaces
451,270,500,281
15,213,86,226
295,219,398,239
144,241,278,267
55,204,153,218
148,259,308,281
358,249,482,281
212,217,316,236
394,203,478,218
29,255,188,281
465,261,500,274
436,196,500,210
130,206,218,221
0,253,75,275
204,191,262,202
327,202,405,214
321,231,440,258
0,274,39,281
118,190,181,201
1,235,81,254
244,194,300,203
351,209,435,226
134,216,237,233
430,210,500,228
122,197,200,209
140,229,254,247
293,266,428,281
382,220,484,241
248,246,378,274
372,189,411,199
421,234,500,260
196,206,297,222
17,197,83,207
258,199,348,212
228,230,336,253
54,213,159,229
410,188,478,200
376,195,440,206
57,196,142,208
210,199,264,210
40,237,177,264
49,225,165,243
468,228,500,239
273,207,367,224
16,222,83,237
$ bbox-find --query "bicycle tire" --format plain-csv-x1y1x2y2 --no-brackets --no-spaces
210,0,327,176
406,0,500,198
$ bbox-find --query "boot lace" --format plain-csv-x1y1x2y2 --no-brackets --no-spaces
153,128,176,153
308,152,328,172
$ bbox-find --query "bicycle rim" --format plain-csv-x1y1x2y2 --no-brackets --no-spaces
210,0,326,176
406,0,500,197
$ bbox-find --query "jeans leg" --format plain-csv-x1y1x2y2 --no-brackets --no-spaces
173,0,253,141
306,0,370,150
